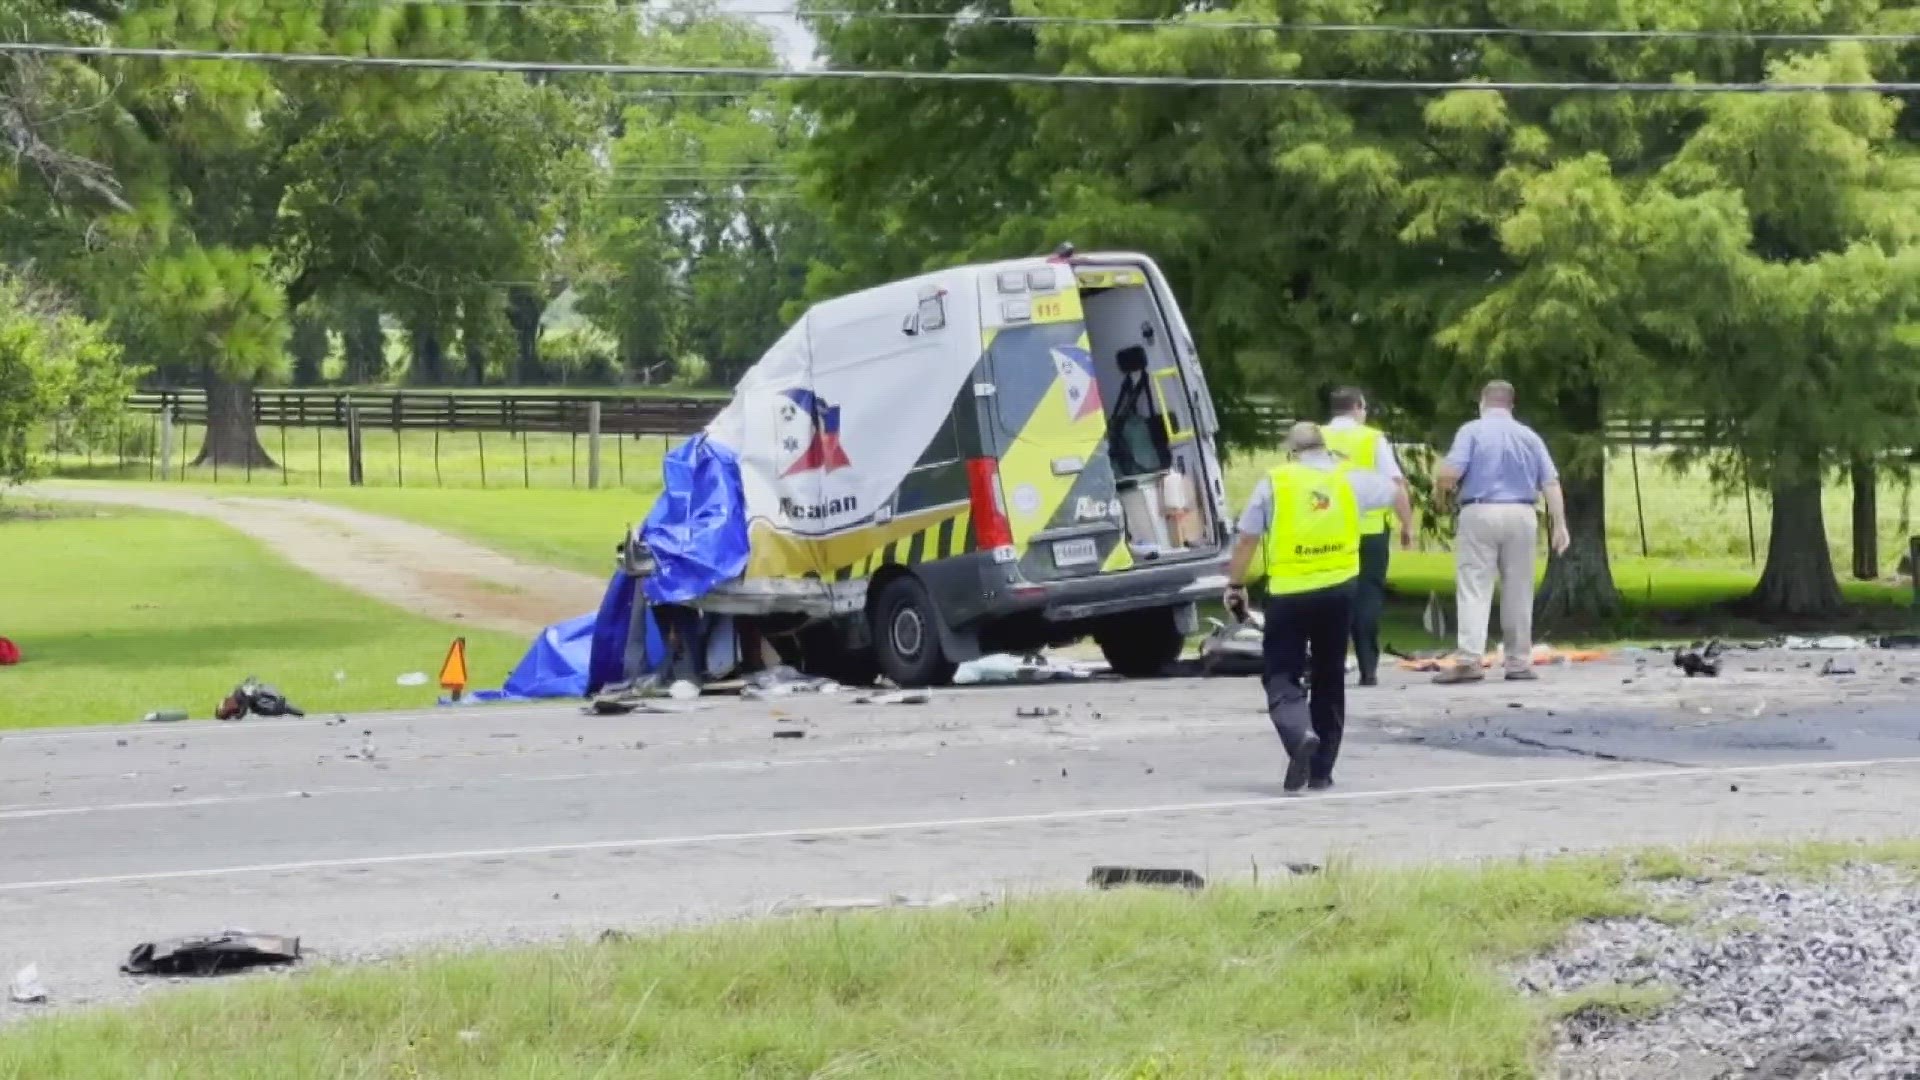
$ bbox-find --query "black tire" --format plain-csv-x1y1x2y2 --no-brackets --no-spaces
870,575,955,687
1094,607,1186,678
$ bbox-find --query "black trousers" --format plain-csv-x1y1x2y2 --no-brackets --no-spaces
1352,530,1391,680
1262,582,1354,782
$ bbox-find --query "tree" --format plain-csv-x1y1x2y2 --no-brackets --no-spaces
577,12,825,385
1655,48,1920,617
0,0,644,463
794,0,1920,624
0,272,136,486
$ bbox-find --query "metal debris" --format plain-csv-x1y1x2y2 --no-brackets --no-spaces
1088,866,1205,890
122,932,301,978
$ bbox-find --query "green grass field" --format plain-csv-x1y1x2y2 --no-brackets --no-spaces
0,856,1644,1078
0,503,525,730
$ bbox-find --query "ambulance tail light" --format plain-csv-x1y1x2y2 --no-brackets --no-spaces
967,458,1017,562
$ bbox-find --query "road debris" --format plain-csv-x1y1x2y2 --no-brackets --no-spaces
854,689,931,705
773,729,806,739
741,666,839,700
395,672,429,686
1196,615,1265,676
122,932,301,978
9,964,47,1004
141,710,187,723
1089,866,1205,890
1820,657,1858,676
953,652,1091,685
215,678,304,721
1015,706,1061,719
1674,641,1724,678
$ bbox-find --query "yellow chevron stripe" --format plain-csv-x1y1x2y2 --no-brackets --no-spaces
744,503,966,580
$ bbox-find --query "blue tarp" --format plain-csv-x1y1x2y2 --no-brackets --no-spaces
639,435,750,605
464,436,745,704
466,579,665,703
469,613,597,702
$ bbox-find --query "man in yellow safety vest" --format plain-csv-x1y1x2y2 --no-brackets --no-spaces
1321,387,1415,687
1224,422,1398,792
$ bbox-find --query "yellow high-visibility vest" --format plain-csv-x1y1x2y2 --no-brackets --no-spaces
1324,422,1390,534
1262,461,1361,595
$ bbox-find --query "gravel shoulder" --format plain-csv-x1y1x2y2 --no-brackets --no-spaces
1522,856,1920,1079
16,484,605,635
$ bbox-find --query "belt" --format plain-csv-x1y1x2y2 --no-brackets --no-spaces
1460,499,1533,506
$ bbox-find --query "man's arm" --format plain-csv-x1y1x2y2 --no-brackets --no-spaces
1435,423,1473,508
1223,478,1271,615
1530,432,1570,555
1376,435,1416,546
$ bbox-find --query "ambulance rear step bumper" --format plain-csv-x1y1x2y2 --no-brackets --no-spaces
1038,567,1227,623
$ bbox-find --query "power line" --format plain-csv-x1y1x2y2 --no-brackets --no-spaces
2,41,1915,91
282,0,1920,45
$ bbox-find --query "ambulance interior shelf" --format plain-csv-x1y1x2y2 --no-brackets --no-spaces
1078,275,1216,557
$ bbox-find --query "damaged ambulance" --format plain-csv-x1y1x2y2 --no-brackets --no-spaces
623,247,1233,688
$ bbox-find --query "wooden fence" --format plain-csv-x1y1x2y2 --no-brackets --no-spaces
127,389,1708,446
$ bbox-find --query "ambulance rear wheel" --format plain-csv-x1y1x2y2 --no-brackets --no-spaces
1095,607,1184,678
872,576,955,687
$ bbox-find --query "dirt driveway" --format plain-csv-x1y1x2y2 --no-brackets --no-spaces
19,485,604,635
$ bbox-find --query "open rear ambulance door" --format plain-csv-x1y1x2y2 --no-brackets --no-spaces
976,259,1132,584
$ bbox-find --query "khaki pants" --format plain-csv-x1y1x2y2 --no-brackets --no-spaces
1455,503,1537,671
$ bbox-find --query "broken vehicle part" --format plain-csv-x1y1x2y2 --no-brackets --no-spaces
122,932,301,977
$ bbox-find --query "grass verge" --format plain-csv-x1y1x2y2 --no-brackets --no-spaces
0,858,1640,1078
0,502,525,729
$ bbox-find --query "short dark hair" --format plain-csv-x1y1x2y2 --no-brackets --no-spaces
1329,386,1366,415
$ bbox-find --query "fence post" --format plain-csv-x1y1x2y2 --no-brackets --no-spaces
159,405,174,480
1742,455,1758,567
588,401,602,490
393,394,404,488
617,429,625,486
522,422,531,488
316,425,324,488
1629,440,1649,559
477,430,487,489
280,420,289,485
346,403,365,487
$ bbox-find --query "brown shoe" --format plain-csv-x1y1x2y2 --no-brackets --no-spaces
1432,661,1485,685
1505,668,1539,682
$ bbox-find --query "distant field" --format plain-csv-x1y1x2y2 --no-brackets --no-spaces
0,503,525,729
53,421,682,493
42,424,1920,641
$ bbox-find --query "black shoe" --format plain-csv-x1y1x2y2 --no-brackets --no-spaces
1358,673,1378,687
1283,733,1321,793
1308,777,1334,791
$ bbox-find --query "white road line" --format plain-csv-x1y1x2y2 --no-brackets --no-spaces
0,756,877,820
0,704,583,743
3,754,1917,894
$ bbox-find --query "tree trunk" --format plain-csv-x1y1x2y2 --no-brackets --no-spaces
408,325,446,386
1535,464,1619,624
192,371,277,469
1850,457,1878,581
1533,380,1617,624
1749,461,1845,618
343,305,385,384
289,314,328,387
506,286,543,384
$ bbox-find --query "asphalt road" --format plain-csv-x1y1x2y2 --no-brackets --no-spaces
4,654,1919,1019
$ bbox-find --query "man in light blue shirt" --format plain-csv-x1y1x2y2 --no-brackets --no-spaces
1432,381,1569,683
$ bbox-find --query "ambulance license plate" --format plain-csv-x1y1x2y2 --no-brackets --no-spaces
1052,538,1099,567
